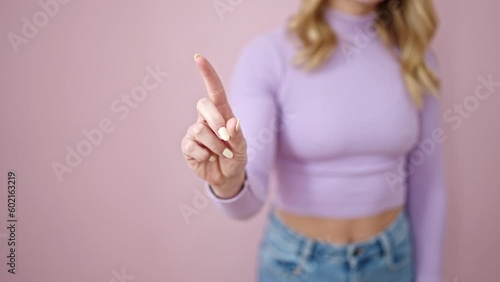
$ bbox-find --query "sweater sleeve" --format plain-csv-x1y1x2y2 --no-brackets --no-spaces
204,32,283,220
405,51,448,282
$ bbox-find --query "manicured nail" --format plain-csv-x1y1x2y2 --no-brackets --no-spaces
222,148,233,159
208,155,216,162
218,127,230,141
194,53,201,61
235,118,240,132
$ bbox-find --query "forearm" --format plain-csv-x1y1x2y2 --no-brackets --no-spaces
407,183,447,282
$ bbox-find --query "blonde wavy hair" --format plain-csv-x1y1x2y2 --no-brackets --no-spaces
288,0,440,108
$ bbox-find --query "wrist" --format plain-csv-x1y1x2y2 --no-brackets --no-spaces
211,171,246,199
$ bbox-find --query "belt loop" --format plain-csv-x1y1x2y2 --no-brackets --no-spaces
346,244,357,270
296,239,315,273
345,244,359,282
379,233,393,264
346,244,354,259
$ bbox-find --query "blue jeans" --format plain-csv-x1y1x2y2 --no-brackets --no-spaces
258,209,414,282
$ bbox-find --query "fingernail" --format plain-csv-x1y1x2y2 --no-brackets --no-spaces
194,53,201,61
218,127,230,141
209,155,216,162
235,118,240,132
222,148,233,159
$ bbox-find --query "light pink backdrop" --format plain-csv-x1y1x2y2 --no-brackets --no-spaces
0,1,498,281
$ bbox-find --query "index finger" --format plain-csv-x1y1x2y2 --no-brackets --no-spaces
194,54,229,108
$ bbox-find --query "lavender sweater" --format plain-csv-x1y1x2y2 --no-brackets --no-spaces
204,9,447,282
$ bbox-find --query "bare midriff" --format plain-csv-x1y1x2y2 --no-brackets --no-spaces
275,206,404,244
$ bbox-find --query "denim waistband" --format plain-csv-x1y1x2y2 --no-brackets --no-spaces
266,208,410,263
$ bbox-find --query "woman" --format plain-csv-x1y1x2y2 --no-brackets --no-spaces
181,0,447,281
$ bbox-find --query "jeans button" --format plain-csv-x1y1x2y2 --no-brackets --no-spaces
353,247,364,257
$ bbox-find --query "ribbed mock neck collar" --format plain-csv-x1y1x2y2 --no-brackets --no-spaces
324,8,378,41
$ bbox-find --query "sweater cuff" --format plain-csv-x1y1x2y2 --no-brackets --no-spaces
204,173,263,219
205,180,247,203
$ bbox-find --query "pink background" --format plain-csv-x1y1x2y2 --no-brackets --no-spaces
1,0,499,281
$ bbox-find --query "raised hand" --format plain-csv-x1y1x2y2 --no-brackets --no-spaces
181,54,248,198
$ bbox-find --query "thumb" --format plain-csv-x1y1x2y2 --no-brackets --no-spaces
226,117,246,155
